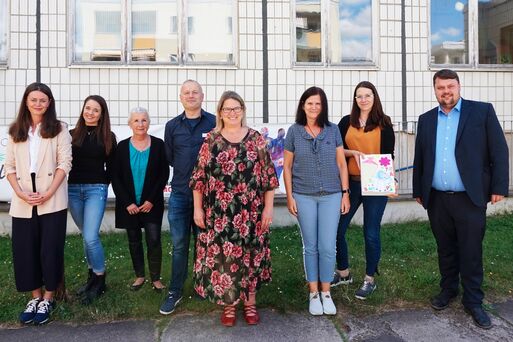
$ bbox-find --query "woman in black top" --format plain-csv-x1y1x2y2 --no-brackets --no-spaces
331,82,395,300
111,108,169,292
68,95,117,304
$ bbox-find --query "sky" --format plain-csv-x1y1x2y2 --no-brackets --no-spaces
431,0,468,45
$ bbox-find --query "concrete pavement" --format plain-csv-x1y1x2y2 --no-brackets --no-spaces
1,300,512,341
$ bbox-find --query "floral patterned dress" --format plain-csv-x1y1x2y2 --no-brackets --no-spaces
190,128,279,305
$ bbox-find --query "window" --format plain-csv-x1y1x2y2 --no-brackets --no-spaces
431,0,513,68
71,0,236,65
0,0,8,64
294,0,375,66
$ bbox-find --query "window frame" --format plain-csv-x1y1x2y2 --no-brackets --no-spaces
291,0,379,69
429,0,513,70
68,0,238,67
0,0,10,66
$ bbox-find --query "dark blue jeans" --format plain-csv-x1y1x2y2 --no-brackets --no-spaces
167,191,197,295
336,180,388,276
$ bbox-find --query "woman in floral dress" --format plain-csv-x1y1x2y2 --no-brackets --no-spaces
190,91,278,327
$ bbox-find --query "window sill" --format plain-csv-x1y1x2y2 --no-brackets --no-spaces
68,63,239,70
430,64,513,72
292,63,379,71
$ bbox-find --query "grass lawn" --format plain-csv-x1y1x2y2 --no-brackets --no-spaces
0,213,512,325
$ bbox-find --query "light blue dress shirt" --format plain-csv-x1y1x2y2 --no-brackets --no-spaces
432,98,465,191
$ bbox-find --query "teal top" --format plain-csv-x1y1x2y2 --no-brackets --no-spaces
129,141,150,205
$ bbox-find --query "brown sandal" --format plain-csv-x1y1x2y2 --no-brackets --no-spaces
221,305,236,327
243,304,260,325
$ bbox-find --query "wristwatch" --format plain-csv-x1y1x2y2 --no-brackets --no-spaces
342,188,351,194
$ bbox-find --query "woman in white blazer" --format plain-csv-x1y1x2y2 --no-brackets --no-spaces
5,82,72,325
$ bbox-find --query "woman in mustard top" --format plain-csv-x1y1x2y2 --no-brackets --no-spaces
332,81,395,300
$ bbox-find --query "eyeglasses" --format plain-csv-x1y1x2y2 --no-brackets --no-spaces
221,106,243,114
355,94,374,101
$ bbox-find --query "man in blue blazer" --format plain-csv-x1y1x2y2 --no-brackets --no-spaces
413,69,509,329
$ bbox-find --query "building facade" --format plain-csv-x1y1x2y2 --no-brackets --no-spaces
0,0,512,126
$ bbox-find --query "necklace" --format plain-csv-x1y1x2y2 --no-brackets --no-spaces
306,125,320,138
131,136,150,151
359,118,367,128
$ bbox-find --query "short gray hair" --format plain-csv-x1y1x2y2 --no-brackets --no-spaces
128,106,150,124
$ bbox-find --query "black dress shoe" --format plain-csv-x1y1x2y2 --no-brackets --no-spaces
464,306,492,329
430,292,457,310
130,280,145,291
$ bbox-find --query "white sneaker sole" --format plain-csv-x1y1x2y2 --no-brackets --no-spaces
159,297,182,315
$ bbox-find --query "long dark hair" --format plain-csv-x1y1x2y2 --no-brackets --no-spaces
350,81,392,132
295,86,330,127
9,82,62,142
72,95,114,155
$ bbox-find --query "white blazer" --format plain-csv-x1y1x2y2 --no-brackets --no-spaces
4,123,72,218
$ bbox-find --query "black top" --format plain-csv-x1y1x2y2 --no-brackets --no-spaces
68,127,117,184
111,136,170,228
337,115,395,159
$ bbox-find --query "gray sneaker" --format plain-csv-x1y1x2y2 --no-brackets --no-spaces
330,272,353,287
355,280,376,300
159,292,182,315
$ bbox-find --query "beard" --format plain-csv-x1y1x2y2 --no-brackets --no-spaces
438,94,457,108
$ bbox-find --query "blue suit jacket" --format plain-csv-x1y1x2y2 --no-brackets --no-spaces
413,99,509,208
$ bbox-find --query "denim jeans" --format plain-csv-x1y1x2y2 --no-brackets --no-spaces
167,191,197,295
68,184,108,273
335,180,388,276
294,192,342,283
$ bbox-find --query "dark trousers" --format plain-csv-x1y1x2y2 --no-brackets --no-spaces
427,190,486,308
11,208,68,292
126,222,162,282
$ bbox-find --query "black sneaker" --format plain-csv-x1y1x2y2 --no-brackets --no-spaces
33,299,55,325
159,292,182,315
19,298,41,324
355,280,376,300
330,272,353,287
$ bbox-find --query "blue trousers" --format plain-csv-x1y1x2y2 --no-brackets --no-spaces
167,191,198,295
68,184,108,273
335,180,387,276
294,192,342,283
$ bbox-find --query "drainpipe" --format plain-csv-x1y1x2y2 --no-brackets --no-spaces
36,0,41,82
262,0,268,123
401,0,407,130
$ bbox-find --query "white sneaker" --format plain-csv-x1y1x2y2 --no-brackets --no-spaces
309,292,323,316
321,291,337,315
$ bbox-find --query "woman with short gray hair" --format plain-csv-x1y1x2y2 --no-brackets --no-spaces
112,107,169,292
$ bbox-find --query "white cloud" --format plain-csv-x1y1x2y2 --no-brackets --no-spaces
340,5,372,38
342,39,372,60
444,27,461,36
342,0,370,5
431,27,462,43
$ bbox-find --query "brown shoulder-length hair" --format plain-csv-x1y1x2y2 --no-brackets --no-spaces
9,82,62,142
350,81,392,132
72,95,114,155
295,86,330,127
215,91,247,131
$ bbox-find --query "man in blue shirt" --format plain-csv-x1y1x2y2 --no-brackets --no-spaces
413,69,509,330
160,80,216,315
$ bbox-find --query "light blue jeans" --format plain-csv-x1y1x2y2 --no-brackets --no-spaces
294,192,342,283
68,184,108,273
